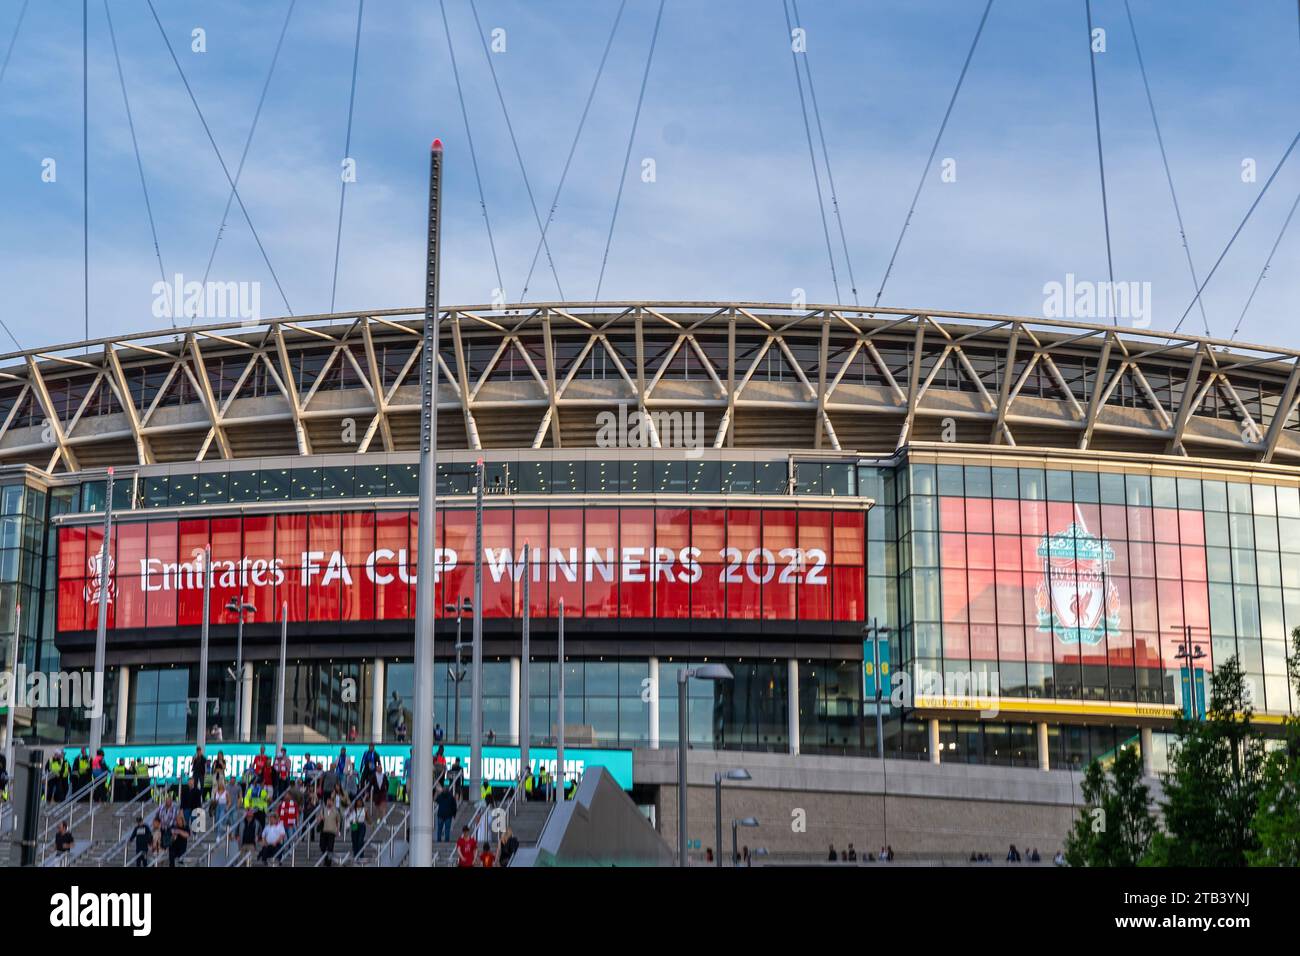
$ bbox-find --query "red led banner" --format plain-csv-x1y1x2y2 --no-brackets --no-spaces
57,506,866,631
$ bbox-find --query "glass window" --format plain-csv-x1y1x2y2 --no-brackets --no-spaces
387,464,418,496
1126,474,1152,508
823,463,855,497
229,470,259,502
753,461,785,494
198,472,229,504
551,461,584,494
689,460,721,495
655,460,688,494
721,461,754,494
141,476,169,509
1073,471,1100,503
168,474,198,508
1177,478,1203,511
992,467,1018,499
1152,476,1178,509
1019,468,1046,500
516,460,550,495
795,461,823,495
1203,480,1228,511
355,465,387,498
1046,470,1072,502
320,467,354,498
964,466,991,498
1099,472,1125,505
937,465,963,497
291,468,322,500
259,469,291,501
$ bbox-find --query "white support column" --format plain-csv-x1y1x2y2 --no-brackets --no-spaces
240,662,254,742
1037,721,1050,772
647,656,660,749
509,656,521,746
788,658,801,755
1140,726,1154,777
928,718,941,765
371,658,385,743
115,666,130,745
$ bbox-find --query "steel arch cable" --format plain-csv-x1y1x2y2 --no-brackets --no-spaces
791,0,858,305
1084,0,1116,325
873,0,993,309
1173,130,1300,334
104,0,170,326
519,0,627,303
782,0,840,305
145,0,293,317
83,0,89,346
0,0,29,94
593,0,666,305
1123,0,1209,338
1231,187,1300,341
199,0,294,302
467,0,564,300
329,0,365,314
439,0,505,305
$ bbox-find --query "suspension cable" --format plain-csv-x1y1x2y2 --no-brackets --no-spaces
467,0,564,299
791,0,858,304
1084,0,1116,325
200,0,295,305
1230,2,1300,341
1231,188,1300,341
1123,0,1209,337
104,0,170,325
0,0,30,349
439,0,505,305
873,0,993,308
782,0,840,305
1172,130,1300,334
145,0,293,316
329,0,365,314
593,0,666,304
519,0,627,302
83,0,88,345
0,0,28,94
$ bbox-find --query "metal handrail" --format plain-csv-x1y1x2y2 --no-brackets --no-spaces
271,799,324,865
350,799,405,867
98,796,163,866
351,786,407,862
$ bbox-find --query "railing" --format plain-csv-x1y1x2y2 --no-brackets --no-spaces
97,789,164,866
350,797,407,867
38,774,105,865
270,800,324,866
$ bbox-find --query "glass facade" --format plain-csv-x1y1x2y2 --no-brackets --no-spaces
899,462,1297,716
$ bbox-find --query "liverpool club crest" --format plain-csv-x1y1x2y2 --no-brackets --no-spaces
1035,506,1119,646
84,552,116,607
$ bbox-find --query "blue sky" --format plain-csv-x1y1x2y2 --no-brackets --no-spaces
0,0,1296,351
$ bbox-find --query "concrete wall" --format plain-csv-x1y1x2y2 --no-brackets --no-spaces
636,748,1094,860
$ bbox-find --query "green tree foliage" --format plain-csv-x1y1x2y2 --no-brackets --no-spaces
1064,744,1155,867
1248,627,1300,866
1151,655,1266,867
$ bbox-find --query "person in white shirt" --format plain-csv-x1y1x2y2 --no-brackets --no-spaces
258,811,287,864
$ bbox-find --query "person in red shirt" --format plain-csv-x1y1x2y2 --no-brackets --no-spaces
251,746,269,787
280,793,298,833
455,826,477,867
273,748,291,798
479,844,496,868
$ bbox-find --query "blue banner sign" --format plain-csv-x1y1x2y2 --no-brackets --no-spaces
64,743,635,790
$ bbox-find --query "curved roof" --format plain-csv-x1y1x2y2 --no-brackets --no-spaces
2,302,1298,472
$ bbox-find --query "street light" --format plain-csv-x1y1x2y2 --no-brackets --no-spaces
714,768,751,867
225,595,255,742
677,662,733,867
863,618,891,759
1170,625,1209,721
731,816,759,868
444,598,472,743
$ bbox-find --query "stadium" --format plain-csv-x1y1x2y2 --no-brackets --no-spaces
1,298,1297,845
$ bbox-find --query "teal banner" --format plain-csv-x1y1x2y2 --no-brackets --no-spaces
64,743,635,790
